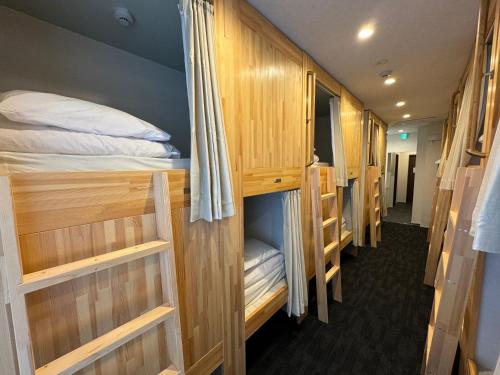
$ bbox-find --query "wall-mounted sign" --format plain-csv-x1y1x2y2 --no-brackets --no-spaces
400,132,409,140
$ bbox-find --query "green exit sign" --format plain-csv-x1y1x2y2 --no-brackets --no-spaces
400,133,409,140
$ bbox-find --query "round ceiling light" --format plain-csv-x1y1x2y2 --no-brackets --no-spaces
358,26,375,40
384,77,396,85
396,101,406,107
403,114,411,119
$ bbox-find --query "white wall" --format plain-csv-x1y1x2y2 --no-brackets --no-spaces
411,122,442,226
0,6,191,156
387,133,418,153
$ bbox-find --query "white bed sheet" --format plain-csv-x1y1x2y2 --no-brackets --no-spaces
0,121,179,158
244,238,281,272
245,278,287,318
244,266,285,307
0,151,189,173
244,253,284,290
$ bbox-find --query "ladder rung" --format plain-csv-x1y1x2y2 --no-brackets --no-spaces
159,366,181,375
19,240,170,295
322,217,337,228
376,220,381,227
325,265,340,283
324,241,339,258
374,193,379,198
321,192,336,200
375,207,380,213
35,304,175,375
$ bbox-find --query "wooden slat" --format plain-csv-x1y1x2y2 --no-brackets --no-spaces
325,265,340,283
35,305,175,375
10,170,190,235
322,217,337,228
19,240,170,295
324,241,338,258
153,172,185,374
244,285,288,340
243,168,301,197
0,176,35,375
321,192,336,200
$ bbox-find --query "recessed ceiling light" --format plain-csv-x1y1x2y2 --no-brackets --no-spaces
358,26,375,40
396,101,406,107
398,129,404,133
403,114,411,119
384,77,396,85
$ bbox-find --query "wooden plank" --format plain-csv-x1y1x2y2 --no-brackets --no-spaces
243,168,302,197
11,170,190,235
310,167,329,323
36,305,175,375
321,192,336,200
423,167,484,375
424,189,453,286
19,240,170,295
153,172,185,374
324,241,339,258
325,265,340,283
0,176,35,375
244,285,288,340
322,217,338,228
185,342,223,375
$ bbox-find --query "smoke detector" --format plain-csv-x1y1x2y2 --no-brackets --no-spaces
114,7,135,27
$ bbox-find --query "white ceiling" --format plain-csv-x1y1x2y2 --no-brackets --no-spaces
248,0,478,126
0,0,185,71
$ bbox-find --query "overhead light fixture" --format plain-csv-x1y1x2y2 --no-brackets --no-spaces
380,70,396,86
398,129,405,133
358,25,375,40
384,77,396,85
403,114,411,119
396,101,406,107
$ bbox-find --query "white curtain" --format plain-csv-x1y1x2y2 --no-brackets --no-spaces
351,179,362,246
330,97,348,187
282,190,308,317
440,74,473,190
471,119,500,254
179,0,235,222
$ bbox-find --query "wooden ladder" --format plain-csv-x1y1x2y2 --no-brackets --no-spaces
310,166,342,324
0,172,185,375
422,167,483,375
368,166,382,248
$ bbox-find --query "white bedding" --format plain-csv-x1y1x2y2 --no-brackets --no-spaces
0,151,189,173
244,238,281,272
244,266,286,307
0,120,180,158
244,252,284,289
245,278,287,318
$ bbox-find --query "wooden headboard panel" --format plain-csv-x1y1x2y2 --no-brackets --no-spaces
10,170,190,236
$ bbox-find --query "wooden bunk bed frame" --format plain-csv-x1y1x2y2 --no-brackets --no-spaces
0,171,187,375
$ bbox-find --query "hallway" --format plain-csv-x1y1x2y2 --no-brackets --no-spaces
247,222,434,375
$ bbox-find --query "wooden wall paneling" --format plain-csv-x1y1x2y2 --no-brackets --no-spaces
340,87,364,179
214,0,245,373
4,171,223,374
313,61,342,97
239,0,304,175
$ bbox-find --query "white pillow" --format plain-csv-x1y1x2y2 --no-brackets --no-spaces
0,91,171,141
244,238,281,272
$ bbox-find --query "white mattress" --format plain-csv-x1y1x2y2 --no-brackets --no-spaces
245,278,287,318
0,151,189,173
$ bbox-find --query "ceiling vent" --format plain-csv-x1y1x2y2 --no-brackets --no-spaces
114,7,135,27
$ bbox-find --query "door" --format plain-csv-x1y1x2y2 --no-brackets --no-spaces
406,154,416,203
393,154,399,206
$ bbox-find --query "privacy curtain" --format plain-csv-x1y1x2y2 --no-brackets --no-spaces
470,119,500,254
179,0,235,222
330,97,348,187
282,190,308,317
440,74,473,190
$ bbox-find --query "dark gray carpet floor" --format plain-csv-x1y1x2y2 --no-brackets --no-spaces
246,222,435,375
